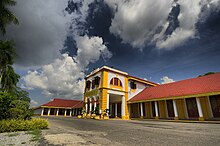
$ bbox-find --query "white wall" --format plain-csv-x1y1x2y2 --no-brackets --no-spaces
34,108,42,115
128,81,149,100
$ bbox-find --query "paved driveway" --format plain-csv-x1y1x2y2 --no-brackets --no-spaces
40,116,220,146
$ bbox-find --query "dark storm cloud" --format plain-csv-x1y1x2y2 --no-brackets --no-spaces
1,0,71,67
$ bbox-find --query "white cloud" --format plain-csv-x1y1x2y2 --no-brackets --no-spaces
23,35,112,99
105,0,220,49
106,0,173,49
31,99,39,106
75,35,112,69
4,0,72,67
160,76,175,84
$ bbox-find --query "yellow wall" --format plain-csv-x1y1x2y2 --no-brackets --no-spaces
199,97,211,119
101,70,108,88
158,101,167,118
176,99,186,119
123,77,129,119
100,89,107,112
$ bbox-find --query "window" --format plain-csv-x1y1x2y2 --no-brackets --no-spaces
94,76,100,85
114,78,118,86
86,81,91,89
130,81,136,89
92,80,95,89
110,77,122,87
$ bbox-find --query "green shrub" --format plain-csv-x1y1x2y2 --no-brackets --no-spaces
0,118,49,133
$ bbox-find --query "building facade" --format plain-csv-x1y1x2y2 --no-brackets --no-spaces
84,66,220,121
34,98,83,117
83,66,157,119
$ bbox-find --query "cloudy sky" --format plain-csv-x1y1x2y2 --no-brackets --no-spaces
2,0,220,106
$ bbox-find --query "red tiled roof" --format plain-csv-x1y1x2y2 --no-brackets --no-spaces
41,98,83,108
129,73,220,102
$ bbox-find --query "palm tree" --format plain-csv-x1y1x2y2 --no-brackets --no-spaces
0,65,20,92
0,40,18,92
0,0,19,35
0,40,16,69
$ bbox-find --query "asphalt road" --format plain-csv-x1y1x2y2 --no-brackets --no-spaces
41,116,220,146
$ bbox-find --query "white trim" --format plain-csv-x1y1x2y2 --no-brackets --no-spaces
155,101,159,117
122,96,126,116
47,108,51,116
56,109,59,116
173,100,178,118
41,108,44,116
140,102,144,117
108,90,125,95
196,97,204,118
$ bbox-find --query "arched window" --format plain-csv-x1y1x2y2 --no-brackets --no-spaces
110,77,122,87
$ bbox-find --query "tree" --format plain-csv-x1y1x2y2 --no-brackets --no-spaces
198,72,215,77
0,65,20,92
0,40,19,92
0,40,16,70
0,0,19,35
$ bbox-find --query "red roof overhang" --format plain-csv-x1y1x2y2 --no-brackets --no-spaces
129,73,220,103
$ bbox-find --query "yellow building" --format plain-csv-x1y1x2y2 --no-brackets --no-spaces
84,66,220,121
83,66,157,119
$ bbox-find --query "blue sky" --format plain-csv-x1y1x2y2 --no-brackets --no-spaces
2,0,220,106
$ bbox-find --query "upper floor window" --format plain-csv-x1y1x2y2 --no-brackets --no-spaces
92,76,100,89
110,77,122,87
86,81,91,89
130,81,136,89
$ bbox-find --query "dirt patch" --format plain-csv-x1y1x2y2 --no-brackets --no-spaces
0,131,38,146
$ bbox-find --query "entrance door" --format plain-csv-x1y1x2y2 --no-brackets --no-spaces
166,100,175,117
130,103,139,118
186,98,199,118
117,103,122,117
209,95,220,118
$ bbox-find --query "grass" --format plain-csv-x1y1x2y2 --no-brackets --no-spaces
27,129,42,141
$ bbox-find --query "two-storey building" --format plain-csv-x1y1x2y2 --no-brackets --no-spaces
83,66,158,119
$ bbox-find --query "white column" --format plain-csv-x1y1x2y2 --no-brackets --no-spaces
47,108,50,116
56,109,59,116
64,109,67,116
196,97,204,120
41,108,44,116
154,101,159,118
106,94,110,116
115,103,118,117
70,110,72,116
93,96,97,112
173,100,178,119
140,102,144,118
122,96,125,117
85,103,88,113
89,98,92,113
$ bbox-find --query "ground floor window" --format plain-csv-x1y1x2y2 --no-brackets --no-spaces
130,103,139,118
186,98,199,118
166,100,175,117
209,95,220,118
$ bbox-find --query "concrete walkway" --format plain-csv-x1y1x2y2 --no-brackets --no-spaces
40,116,220,146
